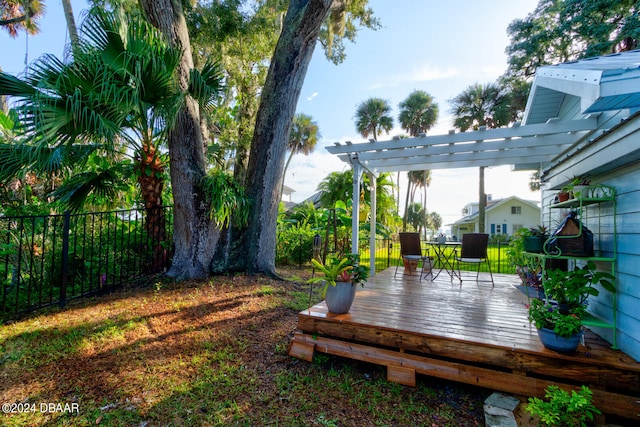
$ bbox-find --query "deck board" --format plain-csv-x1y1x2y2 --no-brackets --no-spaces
290,268,640,421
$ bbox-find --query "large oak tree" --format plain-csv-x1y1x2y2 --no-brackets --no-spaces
139,0,374,277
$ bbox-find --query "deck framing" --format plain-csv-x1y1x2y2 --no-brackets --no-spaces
289,268,640,421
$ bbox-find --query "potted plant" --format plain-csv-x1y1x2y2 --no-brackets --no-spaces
528,298,585,353
523,225,548,253
570,175,591,199
544,261,615,311
530,261,615,352
526,385,601,426
309,253,369,314
507,228,543,289
557,184,573,203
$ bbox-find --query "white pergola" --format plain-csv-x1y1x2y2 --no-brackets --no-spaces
325,50,640,274
325,118,599,274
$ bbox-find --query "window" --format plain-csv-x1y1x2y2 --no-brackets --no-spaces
511,206,522,215
512,224,523,234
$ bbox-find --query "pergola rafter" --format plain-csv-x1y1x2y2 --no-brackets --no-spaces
327,117,599,173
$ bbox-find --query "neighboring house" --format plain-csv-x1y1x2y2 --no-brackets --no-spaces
451,195,540,239
327,49,640,361
281,185,296,209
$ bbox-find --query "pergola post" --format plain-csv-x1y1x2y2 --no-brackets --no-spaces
350,155,362,255
367,170,377,276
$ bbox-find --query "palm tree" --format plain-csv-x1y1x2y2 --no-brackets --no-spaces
450,82,512,233
406,202,425,234
0,7,223,269
281,113,320,197
316,170,354,208
316,170,396,227
0,0,44,37
398,90,438,137
354,97,393,142
402,170,431,232
398,90,438,233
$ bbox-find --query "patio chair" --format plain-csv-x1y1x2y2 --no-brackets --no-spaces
453,233,494,287
394,232,431,280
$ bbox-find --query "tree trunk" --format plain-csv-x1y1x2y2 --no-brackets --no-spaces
402,178,411,231
136,143,167,272
61,0,79,48
139,0,219,279
233,0,334,275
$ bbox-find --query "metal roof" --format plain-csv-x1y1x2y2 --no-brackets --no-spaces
524,50,640,125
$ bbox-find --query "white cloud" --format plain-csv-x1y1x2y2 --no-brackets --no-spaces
306,92,319,101
368,64,459,90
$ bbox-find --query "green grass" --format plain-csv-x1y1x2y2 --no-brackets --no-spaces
0,275,488,426
359,242,516,274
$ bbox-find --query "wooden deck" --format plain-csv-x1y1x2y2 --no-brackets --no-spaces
289,268,640,421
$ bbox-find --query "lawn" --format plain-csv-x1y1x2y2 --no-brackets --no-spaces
0,270,488,426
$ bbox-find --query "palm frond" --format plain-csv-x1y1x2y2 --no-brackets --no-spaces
189,60,225,114
0,71,39,98
52,163,134,212
0,143,102,183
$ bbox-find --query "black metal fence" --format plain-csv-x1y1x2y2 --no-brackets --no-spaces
2,206,516,320
1,207,173,320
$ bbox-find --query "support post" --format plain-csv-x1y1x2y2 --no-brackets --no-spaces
367,171,377,276
350,157,361,254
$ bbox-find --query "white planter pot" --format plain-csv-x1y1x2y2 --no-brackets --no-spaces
325,281,357,314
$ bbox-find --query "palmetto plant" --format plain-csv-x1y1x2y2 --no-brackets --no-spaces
0,7,224,269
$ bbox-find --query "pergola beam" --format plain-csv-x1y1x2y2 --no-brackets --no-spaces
326,118,598,155
357,133,584,163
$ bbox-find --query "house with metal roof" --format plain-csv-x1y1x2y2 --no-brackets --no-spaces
326,49,640,361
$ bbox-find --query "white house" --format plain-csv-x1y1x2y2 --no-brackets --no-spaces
451,195,541,239
281,185,297,209
326,49,640,361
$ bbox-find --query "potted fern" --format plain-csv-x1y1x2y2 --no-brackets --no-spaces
309,254,369,314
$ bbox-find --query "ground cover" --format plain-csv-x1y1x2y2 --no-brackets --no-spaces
0,268,488,426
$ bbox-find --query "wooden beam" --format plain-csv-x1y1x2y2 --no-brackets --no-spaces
387,365,416,387
357,133,582,162
325,118,598,154
291,332,640,421
288,338,315,362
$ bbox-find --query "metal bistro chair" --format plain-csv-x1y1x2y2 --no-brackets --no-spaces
394,232,432,280
453,233,494,287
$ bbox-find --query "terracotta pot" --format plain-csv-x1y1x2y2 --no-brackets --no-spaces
325,281,357,314
537,327,582,353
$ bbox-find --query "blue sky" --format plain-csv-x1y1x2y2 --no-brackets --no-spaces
1,0,541,229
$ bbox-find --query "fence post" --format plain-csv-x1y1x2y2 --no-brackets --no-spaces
59,211,70,308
